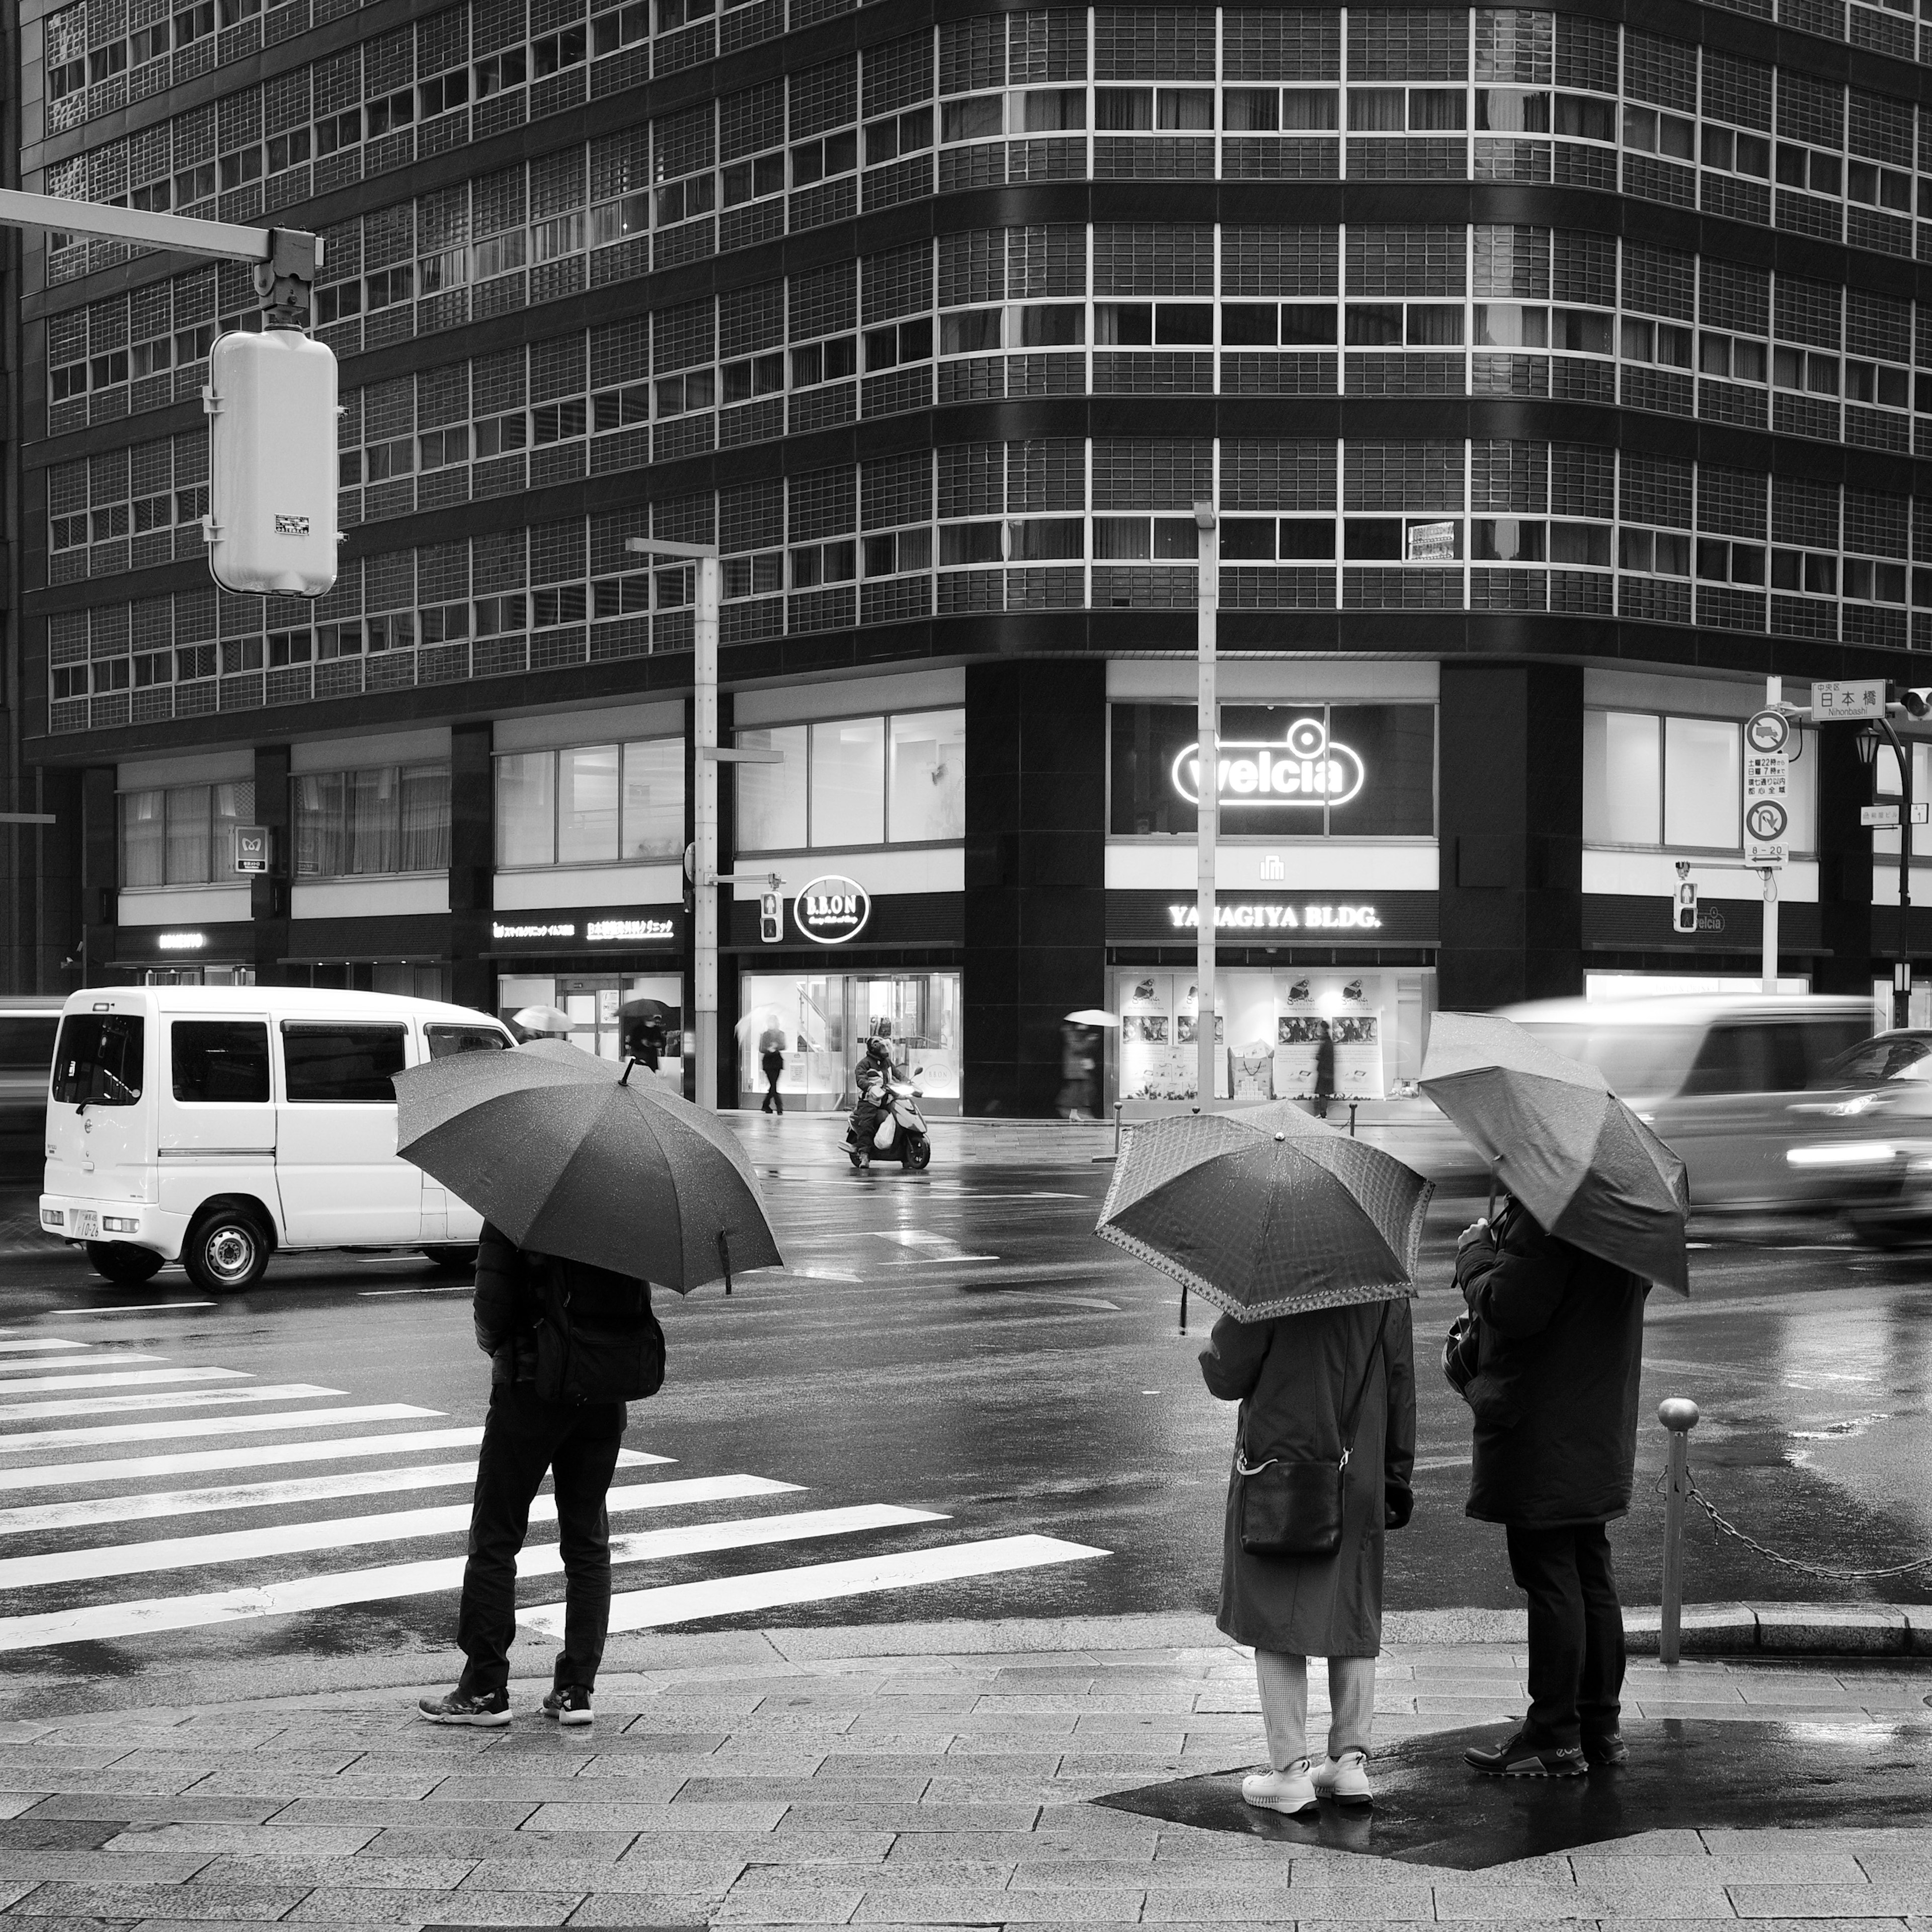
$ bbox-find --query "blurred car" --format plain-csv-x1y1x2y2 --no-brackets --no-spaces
1784,1028,1932,1243
0,997,63,1181
1496,994,1875,1210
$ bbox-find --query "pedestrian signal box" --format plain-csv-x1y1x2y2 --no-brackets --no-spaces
204,328,339,598
1672,880,1699,935
759,892,783,942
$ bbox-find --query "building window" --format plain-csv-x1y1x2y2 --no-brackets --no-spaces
119,781,255,887
735,707,965,852
492,738,684,868
294,765,451,877
1584,710,1817,854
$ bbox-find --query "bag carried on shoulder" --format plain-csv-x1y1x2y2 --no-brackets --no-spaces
529,1254,665,1406
1236,1303,1390,1560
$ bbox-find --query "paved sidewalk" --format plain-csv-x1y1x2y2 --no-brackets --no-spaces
0,1613,1927,1928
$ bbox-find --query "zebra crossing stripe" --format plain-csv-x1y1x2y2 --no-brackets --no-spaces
0,1474,806,1583
0,1350,119,1372
0,1341,92,1355
0,1366,247,1399
0,1401,435,1456
0,1385,346,1428
527,1533,1111,1638
0,1502,939,1652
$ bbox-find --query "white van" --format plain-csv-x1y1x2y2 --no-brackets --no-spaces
40,986,514,1293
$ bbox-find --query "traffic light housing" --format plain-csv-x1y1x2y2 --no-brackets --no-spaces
1896,685,1932,719
759,891,783,942
203,329,340,598
1672,880,1698,935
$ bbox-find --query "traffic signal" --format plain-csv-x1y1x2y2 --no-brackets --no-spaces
1672,880,1698,935
759,892,782,943
1897,685,1932,719
204,329,339,598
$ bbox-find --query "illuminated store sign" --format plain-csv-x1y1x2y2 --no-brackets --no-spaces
156,931,208,951
1171,717,1365,809
491,915,677,944
1167,903,1384,931
795,874,870,944
587,918,674,942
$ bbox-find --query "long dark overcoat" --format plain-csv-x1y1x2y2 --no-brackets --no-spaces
1198,1297,1416,1657
1454,1200,1649,1528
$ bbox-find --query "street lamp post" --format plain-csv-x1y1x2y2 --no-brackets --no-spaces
1857,718,1915,1027
1194,499,1218,1109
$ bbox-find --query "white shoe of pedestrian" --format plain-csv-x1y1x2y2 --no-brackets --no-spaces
1240,1760,1318,1815
1310,1748,1373,1806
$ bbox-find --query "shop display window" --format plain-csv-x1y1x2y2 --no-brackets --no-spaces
119,779,255,887
1583,709,1817,855
738,970,960,1112
498,972,684,1077
293,764,451,877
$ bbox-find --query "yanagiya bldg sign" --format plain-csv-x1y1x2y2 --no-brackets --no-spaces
1167,902,1385,931
1173,718,1365,809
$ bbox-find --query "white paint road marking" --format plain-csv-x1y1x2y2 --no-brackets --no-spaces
0,1427,491,1493
0,1402,437,1456
0,1502,940,1651
0,1340,93,1355
533,1533,1110,1638
0,1386,346,1432
0,1474,809,1587
0,1366,248,1399
0,1352,164,1376
43,1302,217,1315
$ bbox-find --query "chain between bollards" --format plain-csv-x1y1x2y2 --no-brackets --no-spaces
1658,1396,1699,1667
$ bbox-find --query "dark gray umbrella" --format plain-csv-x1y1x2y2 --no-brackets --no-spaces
1419,1012,1689,1295
1096,1101,1432,1326
393,1039,782,1293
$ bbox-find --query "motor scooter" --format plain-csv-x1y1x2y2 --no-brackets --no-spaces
846,1068,932,1171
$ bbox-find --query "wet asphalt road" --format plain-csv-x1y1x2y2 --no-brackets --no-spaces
0,1112,1927,1698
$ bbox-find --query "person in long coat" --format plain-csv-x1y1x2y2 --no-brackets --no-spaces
1199,1294,1416,1813
1453,1196,1649,1778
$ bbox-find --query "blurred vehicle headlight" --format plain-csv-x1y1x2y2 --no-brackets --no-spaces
1787,1141,1898,1166
1790,1092,1896,1116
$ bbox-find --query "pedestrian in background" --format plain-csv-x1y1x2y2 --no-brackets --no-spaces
1454,1196,1648,1777
1199,1295,1416,1814
759,1024,787,1114
418,1219,663,1729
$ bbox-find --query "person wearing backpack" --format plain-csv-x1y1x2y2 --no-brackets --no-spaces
418,1219,664,1729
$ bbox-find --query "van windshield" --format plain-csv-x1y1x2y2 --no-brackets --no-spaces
51,1014,145,1107
1510,1022,1701,1099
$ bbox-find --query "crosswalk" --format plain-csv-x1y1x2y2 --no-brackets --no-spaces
0,1328,1107,1658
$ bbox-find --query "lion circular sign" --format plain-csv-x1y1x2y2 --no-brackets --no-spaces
794,874,870,944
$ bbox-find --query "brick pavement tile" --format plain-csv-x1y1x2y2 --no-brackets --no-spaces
353,1829,638,1863
262,1798,538,1830
1567,1833,1718,1860
0,1883,36,1912
608,1729,730,1752
580,1755,826,1782
1438,1884,1737,1918
1007,1858,1168,1887
187,1772,446,1801
0,1791,46,1818
564,1895,727,1927
709,1883,865,1923
678,1779,915,1805
857,1859,1017,1886
22,1795,287,1824
283,1886,582,1923
0,1745,145,1774
6,1766,219,1798
666,1827,890,1863
1702,1830,1932,1855
5,1881,310,1919
1571,1855,1870,1883
114,1750,370,1778
107,1822,381,1857
532,1800,789,1833
423,1777,689,1806
183,1855,473,1890
0,1852,213,1885
809,1755,954,1777
1729,1886,1931,1916
458,1856,742,1895
924,1713,1079,1738
1857,1855,1932,1881
848,1886,1143,1923
776,1803,1042,1833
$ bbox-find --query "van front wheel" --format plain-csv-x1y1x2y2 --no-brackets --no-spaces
85,1241,164,1286
183,1208,271,1295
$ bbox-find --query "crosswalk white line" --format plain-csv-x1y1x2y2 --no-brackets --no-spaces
0,1352,163,1376
0,1502,939,1651
0,1385,344,1427
0,1340,93,1355
527,1533,1110,1638
0,1366,245,1399
0,1401,435,1456
0,1474,802,1579
0,1430,661,1494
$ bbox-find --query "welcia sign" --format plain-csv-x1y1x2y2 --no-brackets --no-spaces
1167,903,1384,931
795,874,870,944
1172,717,1365,810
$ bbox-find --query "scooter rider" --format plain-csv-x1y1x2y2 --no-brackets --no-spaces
846,1037,896,1153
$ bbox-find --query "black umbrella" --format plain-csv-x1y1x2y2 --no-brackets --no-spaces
620,997,677,1026
393,1040,782,1293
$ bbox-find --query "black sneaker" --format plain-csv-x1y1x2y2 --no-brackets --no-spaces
417,1686,510,1728
542,1684,593,1727
1464,1730,1587,1778
1583,1731,1628,1766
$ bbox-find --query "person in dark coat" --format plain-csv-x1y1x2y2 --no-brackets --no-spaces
417,1221,656,1730
1454,1196,1649,1777
1199,1296,1416,1813
758,1025,787,1114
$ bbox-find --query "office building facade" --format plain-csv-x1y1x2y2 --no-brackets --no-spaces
18,0,1932,1112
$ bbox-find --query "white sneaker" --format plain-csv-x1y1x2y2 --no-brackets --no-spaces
1240,1760,1318,1815
1310,1748,1373,1805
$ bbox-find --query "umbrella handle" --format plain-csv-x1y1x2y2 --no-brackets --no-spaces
718,1228,732,1297
620,1058,635,1086
1179,1280,1187,1336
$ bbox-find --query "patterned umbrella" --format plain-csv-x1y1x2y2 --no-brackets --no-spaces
1095,1102,1433,1326
393,1039,783,1293
1420,1011,1689,1295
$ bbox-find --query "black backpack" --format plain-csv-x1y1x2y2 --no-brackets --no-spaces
529,1253,665,1407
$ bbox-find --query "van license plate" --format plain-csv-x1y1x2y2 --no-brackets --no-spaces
70,1211,97,1239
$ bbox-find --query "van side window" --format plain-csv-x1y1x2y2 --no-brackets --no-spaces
1681,1021,1806,1096
51,1014,144,1106
281,1022,409,1101
425,1024,511,1059
172,1021,271,1103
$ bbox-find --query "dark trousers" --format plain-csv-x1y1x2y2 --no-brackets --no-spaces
1505,1521,1626,1749
763,1067,783,1112
456,1383,625,1697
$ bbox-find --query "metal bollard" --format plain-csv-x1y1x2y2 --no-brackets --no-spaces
1658,1397,1700,1666
1347,1101,1358,1138
1114,1099,1124,1158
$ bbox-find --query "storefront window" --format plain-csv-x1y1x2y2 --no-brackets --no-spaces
1583,711,1662,845
119,780,255,887
493,737,685,868
1585,709,1809,854
739,969,960,1111
295,765,450,877
497,972,683,1076
1662,717,1740,850
737,708,967,852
